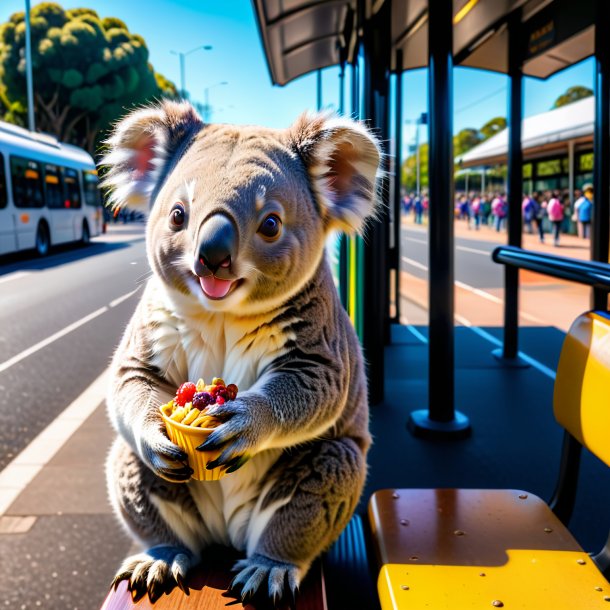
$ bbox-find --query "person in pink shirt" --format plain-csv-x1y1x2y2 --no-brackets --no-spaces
546,191,564,246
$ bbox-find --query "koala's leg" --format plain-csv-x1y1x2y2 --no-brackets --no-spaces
107,438,203,602
232,437,366,605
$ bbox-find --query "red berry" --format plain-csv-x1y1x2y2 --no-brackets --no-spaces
175,382,197,406
226,384,238,400
216,396,225,405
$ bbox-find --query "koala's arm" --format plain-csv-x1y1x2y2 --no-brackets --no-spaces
201,271,368,464
107,293,192,482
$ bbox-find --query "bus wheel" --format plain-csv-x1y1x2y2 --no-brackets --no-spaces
35,222,50,257
81,221,90,246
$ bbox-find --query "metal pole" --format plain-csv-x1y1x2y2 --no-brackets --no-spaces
593,0,610,311
24,0,35,132
408,0,470,439
416,121,421,196
361,0,391,404
317,69,323,111
568,140,575,218
179,53,186,99
482,168,486,194
393,49,404,323
338,63,345,115
494,12,527,366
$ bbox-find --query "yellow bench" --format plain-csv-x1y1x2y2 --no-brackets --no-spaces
369,311,610,609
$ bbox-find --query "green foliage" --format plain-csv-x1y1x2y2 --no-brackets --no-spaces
454,128,481,157
480,116,506,140
0,2,178,153
552,85,593,108
401,115,508,191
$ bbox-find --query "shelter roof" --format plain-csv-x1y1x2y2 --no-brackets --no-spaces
457,96,594,167
252,0,595,86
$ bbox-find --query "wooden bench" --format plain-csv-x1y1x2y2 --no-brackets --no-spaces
368,310,610,609
100,514,378,609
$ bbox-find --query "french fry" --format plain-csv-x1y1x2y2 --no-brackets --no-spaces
182,408,199,426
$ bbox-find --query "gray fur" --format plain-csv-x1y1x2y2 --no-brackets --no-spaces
103,101,380,605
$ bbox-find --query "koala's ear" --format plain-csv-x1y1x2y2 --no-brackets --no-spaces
290,112,381,234
101,100,203,211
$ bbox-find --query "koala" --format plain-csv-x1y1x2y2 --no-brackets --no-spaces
102,100,381,606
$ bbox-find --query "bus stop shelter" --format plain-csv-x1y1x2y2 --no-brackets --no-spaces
252,0,610,438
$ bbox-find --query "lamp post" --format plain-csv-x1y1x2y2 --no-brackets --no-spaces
24,0,35,131
170,45,213,100
203,81,228,123
406,112,428,196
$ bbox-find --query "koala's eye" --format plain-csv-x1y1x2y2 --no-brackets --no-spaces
169,204,185,228
258,214,282,240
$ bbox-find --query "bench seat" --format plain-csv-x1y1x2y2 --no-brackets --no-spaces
369,488,609,609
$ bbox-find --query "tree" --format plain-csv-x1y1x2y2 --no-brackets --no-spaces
552,85,593,109
479,116,506,141
0,3,178,153
453,128,482,157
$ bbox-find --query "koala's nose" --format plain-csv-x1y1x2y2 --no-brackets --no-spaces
196,214,237,274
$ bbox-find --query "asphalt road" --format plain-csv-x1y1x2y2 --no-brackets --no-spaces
401,224,504,288
0,229,148,472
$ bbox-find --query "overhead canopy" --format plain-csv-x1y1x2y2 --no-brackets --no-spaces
252,0,595,86
457,95,594,167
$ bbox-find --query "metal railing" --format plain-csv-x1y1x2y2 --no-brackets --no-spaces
492,245,610,291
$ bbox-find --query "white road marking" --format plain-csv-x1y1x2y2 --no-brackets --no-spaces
457,245,490,255
109,288,139,308
402,256,428,271
455,280,503,304
404,234,490,256
0,368,110,515
0,271,30,285
0,288,140,374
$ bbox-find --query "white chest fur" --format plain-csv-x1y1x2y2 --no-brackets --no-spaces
146,282,297,392
145,281,297,552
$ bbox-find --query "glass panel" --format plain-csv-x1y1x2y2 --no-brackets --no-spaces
10,156,43,208
579,153,594,172
0,154,6,209
82,169,101,207
536,159,562,177
44,164,64,209
62,168,81,209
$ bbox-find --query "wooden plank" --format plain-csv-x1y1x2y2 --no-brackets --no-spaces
100,553,326,610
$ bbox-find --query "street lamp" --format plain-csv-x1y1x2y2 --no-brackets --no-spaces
24,0,35,131
203,81,228,123
405,112,428,197
170,45,213,100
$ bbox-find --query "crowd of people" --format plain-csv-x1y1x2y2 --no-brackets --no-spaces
402,184,594,246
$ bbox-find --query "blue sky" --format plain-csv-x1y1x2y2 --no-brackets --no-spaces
1,0,595,154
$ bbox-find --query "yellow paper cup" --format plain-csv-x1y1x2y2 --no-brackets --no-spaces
161,411,226,481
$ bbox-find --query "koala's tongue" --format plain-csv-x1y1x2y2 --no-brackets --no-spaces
200,275,233,299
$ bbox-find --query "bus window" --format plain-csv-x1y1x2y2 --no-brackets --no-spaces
44,164,64,209
62,168,81,209
10,156,43,208
0,154,6,209
83,169,101,207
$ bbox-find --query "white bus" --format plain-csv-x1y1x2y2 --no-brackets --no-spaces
0,121,103,257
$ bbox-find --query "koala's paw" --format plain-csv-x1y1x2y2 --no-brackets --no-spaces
111,545,193,603
142,428,193,482
196,396,269,472
229,553,301,609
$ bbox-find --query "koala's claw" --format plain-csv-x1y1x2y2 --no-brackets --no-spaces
229,554,300,609
111,546,192,603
